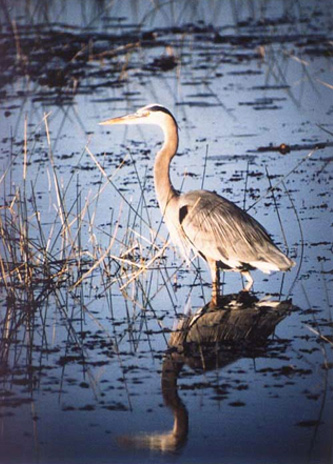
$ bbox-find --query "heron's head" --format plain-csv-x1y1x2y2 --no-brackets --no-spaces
99,104,177,129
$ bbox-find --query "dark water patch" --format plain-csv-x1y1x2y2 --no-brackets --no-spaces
229,69,263,76
251,141,332,154
322,363,333,370
1,396,33,408
251,84,291,90
57,355,85,366
228,400,246,407
102,402,128,411
213,31,330,49
257,366,313,377
239,96,286,111
1,18,330,105
296,419,323,427
144,54,178,72
176,101,222,108
79,404,95,411
187,92,217,99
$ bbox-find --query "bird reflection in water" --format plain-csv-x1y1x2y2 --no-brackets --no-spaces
118,293,294,453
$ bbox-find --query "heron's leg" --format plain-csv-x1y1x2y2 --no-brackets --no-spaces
208,260,220,306
241,270,253,292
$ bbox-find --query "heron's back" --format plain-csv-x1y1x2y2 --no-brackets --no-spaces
175,190,295,272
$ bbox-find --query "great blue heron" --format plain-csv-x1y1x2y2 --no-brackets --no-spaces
100,104,295,304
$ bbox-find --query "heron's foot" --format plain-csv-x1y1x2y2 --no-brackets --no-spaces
210,292,232,309
236,290,258,306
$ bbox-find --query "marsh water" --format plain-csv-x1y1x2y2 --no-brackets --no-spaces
0,1,332,463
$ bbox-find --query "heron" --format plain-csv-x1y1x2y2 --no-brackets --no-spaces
100,104,295,305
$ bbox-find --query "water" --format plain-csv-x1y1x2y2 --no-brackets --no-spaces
0,1,332,463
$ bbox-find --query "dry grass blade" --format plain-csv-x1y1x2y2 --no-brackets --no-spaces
85,145,152,230
305,325,333,347
72,202,123,288
283,180,304,298
316,78,333,90
119,240,170,291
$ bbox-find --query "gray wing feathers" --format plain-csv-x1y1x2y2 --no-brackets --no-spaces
178,190,294,271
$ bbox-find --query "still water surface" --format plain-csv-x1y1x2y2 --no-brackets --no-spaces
0,1,332,463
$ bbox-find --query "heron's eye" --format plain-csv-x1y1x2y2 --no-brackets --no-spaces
137,110,150,118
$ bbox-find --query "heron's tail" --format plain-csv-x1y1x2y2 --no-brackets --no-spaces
251,247,296,274
278,254,296,271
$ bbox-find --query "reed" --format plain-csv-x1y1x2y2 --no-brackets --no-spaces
0,115,182,333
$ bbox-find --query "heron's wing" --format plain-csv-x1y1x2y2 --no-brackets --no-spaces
178,190,289,270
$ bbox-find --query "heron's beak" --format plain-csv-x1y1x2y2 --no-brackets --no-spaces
99,113,140,126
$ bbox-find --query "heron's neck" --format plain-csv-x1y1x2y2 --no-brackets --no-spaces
154,118,179,214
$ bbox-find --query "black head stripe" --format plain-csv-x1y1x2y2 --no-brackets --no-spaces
147,104,175,119
146,104,178,128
